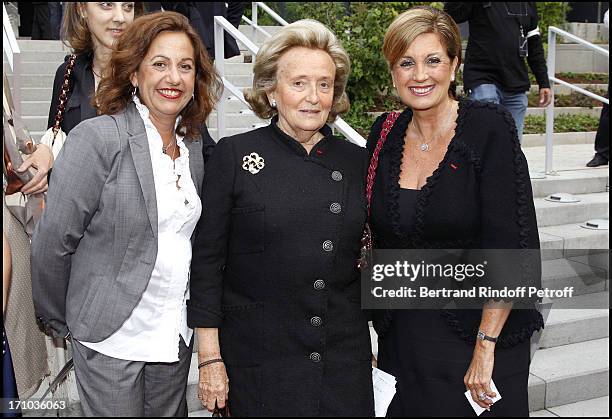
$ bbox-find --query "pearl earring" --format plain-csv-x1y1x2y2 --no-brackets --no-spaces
270,99,277,108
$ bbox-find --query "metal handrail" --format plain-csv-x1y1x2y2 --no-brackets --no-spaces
3,3,19,69
214,14,366,147
3,2,21,118
545,26,609,175
241,14,271,38
251,2,289,27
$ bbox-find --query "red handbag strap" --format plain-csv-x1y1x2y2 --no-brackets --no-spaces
366,112,400,218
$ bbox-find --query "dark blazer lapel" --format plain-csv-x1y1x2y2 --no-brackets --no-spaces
126,103,158,239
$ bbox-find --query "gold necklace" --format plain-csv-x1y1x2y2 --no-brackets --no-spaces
411,101,456,152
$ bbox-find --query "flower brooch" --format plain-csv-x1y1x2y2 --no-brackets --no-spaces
242,152,265,174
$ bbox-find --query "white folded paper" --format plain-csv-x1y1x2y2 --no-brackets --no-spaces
464,380,502,416
372,367,397,417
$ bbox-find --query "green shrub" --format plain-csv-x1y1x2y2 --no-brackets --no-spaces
535,2,571,43
245,3,570,136
527,89,607,107
524,114,600,134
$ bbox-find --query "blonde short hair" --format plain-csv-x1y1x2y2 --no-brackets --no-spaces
244,19,350,123
383,6,462,99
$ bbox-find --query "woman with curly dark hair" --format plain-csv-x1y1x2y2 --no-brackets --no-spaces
32,11,222,416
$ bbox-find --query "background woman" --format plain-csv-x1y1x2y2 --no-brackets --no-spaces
3,73,53,402
47,2,143,135
188,19,374,417
32,12,221,416
368,7,543,416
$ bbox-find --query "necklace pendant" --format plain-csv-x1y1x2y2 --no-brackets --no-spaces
420,143,430,152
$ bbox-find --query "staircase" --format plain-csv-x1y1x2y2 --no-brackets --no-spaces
4,31,609,417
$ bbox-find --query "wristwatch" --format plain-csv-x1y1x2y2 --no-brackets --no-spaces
476,330,498,343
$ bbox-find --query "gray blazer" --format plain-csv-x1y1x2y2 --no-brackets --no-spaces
31,102,205,342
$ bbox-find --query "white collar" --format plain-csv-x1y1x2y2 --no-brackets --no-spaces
132,95,184,145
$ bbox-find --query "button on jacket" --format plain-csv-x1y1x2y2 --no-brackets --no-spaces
188,118,374,416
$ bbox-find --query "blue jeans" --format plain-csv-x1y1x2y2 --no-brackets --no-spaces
470,84,528,143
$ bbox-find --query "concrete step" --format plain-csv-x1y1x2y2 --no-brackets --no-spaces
530,396,610,416
524,143,608,174
530,338,609,409
534,192,609,227
526,106,603,118
538,292,609,348
10,73,56,87
22,116,52,133
18,87,53,101
546,396,609,417
531,169,609,198
522,131,596,148
21,100,53,118
16,51,69,63
223,74,253,88
17,39,69,51
222,62,255,76
541,256,608,298
539,222,609,261
206,112,267,129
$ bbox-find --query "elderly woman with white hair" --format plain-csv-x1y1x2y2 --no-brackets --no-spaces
188,19,374,416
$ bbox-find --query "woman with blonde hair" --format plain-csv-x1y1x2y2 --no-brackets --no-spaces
368,6,543,416
188,19,374,416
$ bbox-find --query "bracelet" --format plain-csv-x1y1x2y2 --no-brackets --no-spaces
198,358,224,369
476,330,498,343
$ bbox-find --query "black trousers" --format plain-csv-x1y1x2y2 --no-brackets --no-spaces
594,86,609,160
31,3,52,40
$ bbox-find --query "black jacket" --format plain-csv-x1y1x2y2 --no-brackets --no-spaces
48,53,97,136
368,99,544,347
160,2,244,59
188,119,374,416
445,2,550,93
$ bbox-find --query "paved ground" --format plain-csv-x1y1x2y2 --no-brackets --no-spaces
524,143,607,173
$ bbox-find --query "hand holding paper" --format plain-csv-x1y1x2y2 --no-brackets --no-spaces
372,367,396,417
464,380,502,416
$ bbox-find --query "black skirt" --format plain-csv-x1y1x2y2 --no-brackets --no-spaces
378,310,530,417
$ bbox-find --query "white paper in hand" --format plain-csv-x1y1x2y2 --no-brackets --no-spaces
372,367,397,417
464,380,502,416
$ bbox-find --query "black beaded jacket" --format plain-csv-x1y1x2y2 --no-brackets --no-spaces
367,99,544,348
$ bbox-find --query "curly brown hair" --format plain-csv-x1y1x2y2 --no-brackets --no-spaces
96,11,222,139
61,2,145,55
